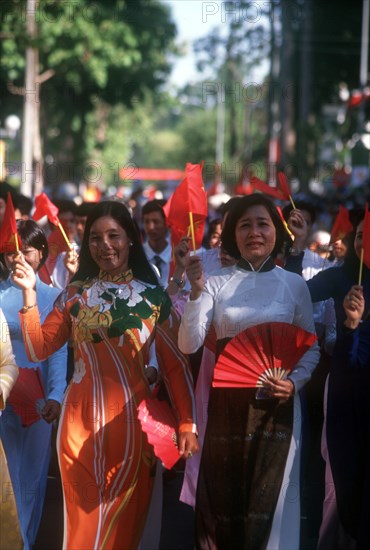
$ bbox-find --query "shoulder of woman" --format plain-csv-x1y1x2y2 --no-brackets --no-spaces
277,266,309,287
204,266,237,294
53,280,87,310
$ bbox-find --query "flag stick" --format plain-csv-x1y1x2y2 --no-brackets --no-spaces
188,212,197,253
358,248,364,286
15,232,20,253
289,194,296,210
283,219,293,237
57,223,72,250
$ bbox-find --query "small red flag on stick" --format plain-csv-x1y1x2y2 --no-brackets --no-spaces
251,172,295,208
330,205,353,244
277,172,296,209
251,177,282,200
33,193,72,250
0,193,22,253
163,162,208,253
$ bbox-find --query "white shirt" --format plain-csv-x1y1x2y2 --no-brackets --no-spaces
302,249,334,327
178,263,320,392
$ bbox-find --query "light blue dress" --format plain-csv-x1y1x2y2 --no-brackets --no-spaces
0,275,67,550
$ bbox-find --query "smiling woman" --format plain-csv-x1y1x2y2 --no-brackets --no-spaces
12,200,198,550
88,216,132,275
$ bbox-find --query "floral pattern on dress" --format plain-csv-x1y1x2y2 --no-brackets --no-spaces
73,305,113,344
68,272,168,344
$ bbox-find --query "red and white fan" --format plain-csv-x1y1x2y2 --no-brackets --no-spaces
212,322,317,389
8,367,46,426
137,398,180,469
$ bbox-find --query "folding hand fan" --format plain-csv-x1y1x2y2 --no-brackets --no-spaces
8,367,46,426
137,398,180,469
212,322,317,389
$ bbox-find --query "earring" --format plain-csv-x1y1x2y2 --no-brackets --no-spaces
129,242,133,247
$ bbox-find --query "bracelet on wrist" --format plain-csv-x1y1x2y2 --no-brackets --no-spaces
169,276,184,288
21,304,36,312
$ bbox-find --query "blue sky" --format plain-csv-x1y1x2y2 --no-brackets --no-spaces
167,0,221,86
167,1,268,87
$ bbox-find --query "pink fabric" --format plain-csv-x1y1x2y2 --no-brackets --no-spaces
180,345,215,508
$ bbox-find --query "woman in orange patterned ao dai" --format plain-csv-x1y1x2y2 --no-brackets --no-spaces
12,201,198,550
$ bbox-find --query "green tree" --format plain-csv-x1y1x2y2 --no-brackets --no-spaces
0,0,177,189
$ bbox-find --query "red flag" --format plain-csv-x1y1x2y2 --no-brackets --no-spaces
277,172,292,201
250,177,282,200
33,193,71,251
163,162,207,249
362,204,370,270
39,227,71,284
33,193,60,225
0,193,22,253
251,174,293,203
330,205,353,244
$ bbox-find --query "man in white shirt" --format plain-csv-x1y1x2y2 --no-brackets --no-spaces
142,200,172,287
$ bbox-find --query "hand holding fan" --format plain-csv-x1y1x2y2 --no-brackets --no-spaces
137,398,180,469
8,367,46,426
212,322,317,389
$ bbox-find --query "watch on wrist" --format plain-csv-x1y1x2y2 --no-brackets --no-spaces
170,276,184,288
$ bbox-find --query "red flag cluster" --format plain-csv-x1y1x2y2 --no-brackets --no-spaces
0,193,22,253
330,205,353,244
163,163,208,250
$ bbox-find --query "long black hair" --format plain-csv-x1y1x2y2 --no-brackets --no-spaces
221,194,287,260
72,201,159,285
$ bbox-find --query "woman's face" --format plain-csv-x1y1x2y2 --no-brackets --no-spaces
354,220,364,260
235,204,276,269
88,216,131,275
4,245,43,273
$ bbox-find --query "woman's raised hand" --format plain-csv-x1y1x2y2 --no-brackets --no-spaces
185,255,204,300
343,285,364,330
173,236,191,272
64,248,79,277
287,209,308,249
11,253,37,290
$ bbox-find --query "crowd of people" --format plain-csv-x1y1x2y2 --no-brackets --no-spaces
0,178,369,550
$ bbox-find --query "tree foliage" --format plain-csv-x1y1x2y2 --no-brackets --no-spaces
0,0,177,186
